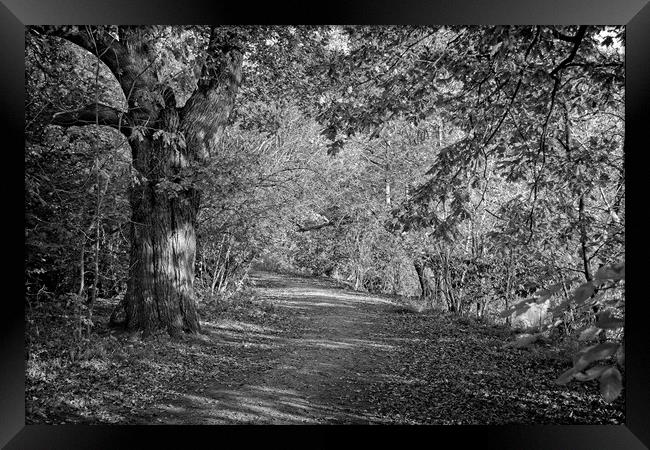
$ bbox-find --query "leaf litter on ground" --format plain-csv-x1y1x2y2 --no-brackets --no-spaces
26,275,623,425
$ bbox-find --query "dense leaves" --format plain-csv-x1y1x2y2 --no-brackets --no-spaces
26,24,624,420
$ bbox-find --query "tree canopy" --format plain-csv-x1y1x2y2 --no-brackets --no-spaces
26,24,624,405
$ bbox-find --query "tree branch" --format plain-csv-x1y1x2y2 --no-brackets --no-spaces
549,26,588,79
482,27,540,147
551,28,579,43
30,26,126,82
296,216,352,232
51,103,131,136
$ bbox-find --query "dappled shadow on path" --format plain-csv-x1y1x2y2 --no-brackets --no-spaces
148,271,624,425
157,384,376,424
153,271,405,424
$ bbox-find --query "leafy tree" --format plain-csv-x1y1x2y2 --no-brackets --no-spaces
25,31,131,303
31,25,248,335
26,24,624,402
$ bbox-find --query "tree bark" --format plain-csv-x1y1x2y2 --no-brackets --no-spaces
41,25,243,336
124,30,242,335
124,150,202,335
51,103,130,135
578,193,592,282
414,259,433,300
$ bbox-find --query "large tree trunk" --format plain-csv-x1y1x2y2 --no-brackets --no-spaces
125,139,202,335
122,30,243,336
40,25,243,336
414,259,433,300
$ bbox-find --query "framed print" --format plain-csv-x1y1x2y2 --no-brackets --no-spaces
7,0,649,448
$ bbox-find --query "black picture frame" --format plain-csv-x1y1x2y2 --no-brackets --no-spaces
6,0,648,448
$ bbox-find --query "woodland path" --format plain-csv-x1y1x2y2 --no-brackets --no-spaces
157,271,404,424
152,271,624,425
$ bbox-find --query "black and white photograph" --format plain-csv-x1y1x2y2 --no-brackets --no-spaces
24,23,628,427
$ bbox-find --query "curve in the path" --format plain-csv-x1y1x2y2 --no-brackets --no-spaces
152,271,625,425
161,271,405,424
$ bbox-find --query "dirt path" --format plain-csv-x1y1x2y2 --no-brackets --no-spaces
156,271,411,424
151,270,624,425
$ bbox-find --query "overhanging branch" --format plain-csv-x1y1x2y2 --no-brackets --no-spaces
551,28,579,43
30,26,126,82
549,26,588,79
296,216,353,232
51,103,131,136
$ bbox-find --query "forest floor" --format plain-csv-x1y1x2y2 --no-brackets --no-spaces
26,270,624,424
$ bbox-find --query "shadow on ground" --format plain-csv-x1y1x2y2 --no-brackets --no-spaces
153,271,405,424
148,271,624,425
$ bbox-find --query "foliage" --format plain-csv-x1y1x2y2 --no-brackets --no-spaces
552,261,624,402
26,24,624,414
25,30,131,301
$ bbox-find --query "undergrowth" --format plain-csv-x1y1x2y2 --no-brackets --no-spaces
25,284,284,424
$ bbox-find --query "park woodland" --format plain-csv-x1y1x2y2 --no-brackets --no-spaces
25,25,625,425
